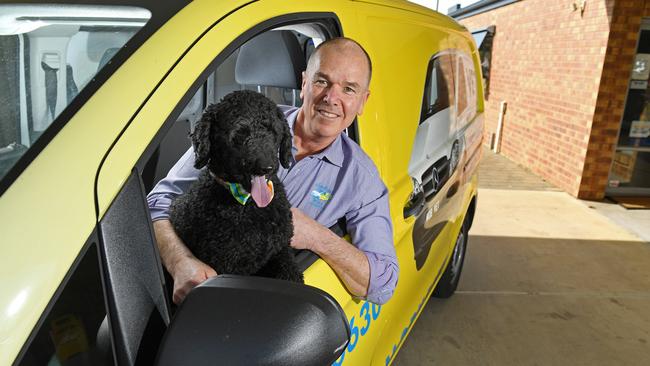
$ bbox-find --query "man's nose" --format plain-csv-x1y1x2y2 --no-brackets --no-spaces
322,85,341,105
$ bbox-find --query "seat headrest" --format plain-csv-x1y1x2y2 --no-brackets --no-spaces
235,30,306,89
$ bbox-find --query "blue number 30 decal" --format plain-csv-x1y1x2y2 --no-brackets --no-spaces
332,303,382,366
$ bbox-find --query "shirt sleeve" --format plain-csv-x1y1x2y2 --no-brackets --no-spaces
345,178,399,305
147,147,202,221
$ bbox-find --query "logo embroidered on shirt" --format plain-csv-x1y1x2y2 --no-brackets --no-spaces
310,184,332,209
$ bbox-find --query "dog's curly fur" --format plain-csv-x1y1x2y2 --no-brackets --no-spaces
169,90,303,283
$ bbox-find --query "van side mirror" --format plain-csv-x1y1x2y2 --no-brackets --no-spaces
155,275,350,366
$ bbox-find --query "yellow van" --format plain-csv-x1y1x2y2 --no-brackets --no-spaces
0,0,483,364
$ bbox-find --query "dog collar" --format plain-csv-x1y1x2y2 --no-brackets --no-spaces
226,181,251,205
211,173,273,206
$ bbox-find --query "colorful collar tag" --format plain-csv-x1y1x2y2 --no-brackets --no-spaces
212,171,274,206
225,182,251,205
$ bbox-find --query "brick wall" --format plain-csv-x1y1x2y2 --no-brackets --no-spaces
458,0,646,198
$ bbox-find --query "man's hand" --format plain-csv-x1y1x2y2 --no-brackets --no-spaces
153,220,217,304
169,255,217,304
290,208,370,298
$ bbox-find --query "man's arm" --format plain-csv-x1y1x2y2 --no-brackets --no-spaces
293,165,398,304
291,208,370,297
290,174,399,305
342,185,399,305
147,147,216,304
153,220,217,304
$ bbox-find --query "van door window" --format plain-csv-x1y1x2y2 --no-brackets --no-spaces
0,4,151,181
142,21,343,274
212,29,324,107
144,23,333,195
140,22,342,271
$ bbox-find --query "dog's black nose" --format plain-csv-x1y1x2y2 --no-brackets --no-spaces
261,166,273,175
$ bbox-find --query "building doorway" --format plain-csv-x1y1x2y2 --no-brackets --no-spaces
607,18,650,197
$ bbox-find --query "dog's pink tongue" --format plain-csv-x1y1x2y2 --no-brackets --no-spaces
251,175,272,207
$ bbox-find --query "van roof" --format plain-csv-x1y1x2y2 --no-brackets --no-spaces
351,0,467,32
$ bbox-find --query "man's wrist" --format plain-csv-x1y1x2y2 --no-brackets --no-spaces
168,252,194,277
309,225,338,255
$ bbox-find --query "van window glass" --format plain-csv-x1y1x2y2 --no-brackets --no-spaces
213,49,304,107
16,242,111,366
143,23,333,276
0,4,151,182
144,25,328,194
212,30,322,107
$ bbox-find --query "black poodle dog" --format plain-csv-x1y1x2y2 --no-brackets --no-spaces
169,90,303,283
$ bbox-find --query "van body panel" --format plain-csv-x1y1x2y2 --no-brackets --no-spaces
1,1,482,364
0,1,252,362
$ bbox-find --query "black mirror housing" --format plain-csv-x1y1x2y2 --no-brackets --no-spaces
155,275,350,366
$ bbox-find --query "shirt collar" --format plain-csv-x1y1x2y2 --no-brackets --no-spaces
287,107,344,168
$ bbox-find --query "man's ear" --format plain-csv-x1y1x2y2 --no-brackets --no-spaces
191,109,213,169
276,110,293,169
357,89,370,116
300,71,307,100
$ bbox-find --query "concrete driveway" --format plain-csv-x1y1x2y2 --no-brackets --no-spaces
393,151,650,365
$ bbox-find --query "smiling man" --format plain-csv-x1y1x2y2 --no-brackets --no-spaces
294,38,370,157
148,37,399,305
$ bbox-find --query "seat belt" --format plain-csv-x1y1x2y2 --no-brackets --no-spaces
41,52,60,121
66,64,78,103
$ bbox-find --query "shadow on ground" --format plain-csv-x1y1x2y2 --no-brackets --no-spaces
393,235,650,366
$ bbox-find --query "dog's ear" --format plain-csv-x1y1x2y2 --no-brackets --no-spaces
276,109,293,169
191,107,213,169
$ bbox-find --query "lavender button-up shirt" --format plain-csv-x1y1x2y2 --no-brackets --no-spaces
147,106,398,304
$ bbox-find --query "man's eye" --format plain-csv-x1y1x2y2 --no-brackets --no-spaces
315,79,327,86
344,86,356,94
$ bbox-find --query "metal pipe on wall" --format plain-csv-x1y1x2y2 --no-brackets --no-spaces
493,100,507,153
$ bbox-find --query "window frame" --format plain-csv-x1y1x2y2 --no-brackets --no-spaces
133,14,344,272
133,13,342,177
